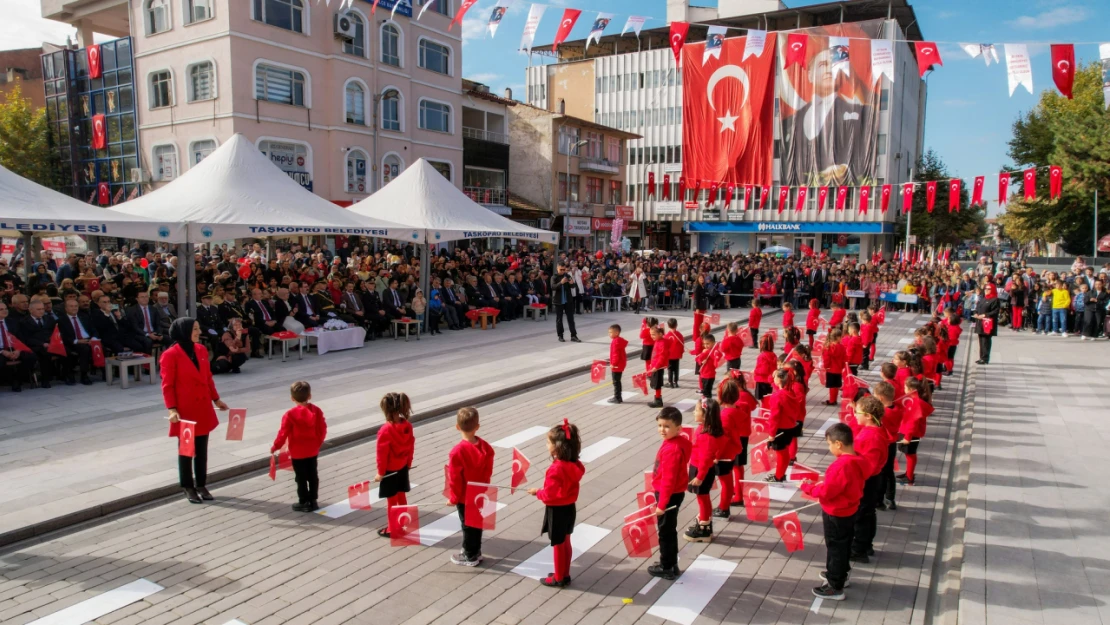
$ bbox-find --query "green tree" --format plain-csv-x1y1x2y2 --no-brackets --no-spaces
0,82,56,187
1003,63,1110,255
897,149,986,246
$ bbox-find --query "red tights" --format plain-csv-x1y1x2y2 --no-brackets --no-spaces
828,388,840,403
386,493,407,510
552,538,573,581
696,493,713,522
905,454,917,482
731,465,746,502
774,449,791,480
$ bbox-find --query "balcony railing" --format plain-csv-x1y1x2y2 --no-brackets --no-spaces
464,186,507,206
579,158,621,174
462,126,509,144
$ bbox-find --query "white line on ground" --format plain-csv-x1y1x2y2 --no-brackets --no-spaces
767,485,797,502
510,524,610,580
28,579,163,625
647,554,738,625
811,597,823,614
419,503,508,547
639,576,662,595
315,484,421,519
673,399,697,413
580,436,630,463
814,417,838,438
898,337,913,344
679,368,695,377
491,426,550,449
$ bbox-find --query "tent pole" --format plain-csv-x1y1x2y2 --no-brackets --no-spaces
21,231,33,282
185,243,197,318
420,240,430,318
175,243,187,317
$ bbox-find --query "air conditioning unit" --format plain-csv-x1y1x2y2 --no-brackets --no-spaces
334,12,357,41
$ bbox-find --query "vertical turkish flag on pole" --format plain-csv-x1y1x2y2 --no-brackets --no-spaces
511,447,530,493
1051,44,1075,100
669,22,689,65
590,360,607,384
795,186,808,213
880,184,892,213
759,186,771,210
622,511,658,557
464,483,498,530
948,179,961,212
777,186,789,214
348,480,372,510
179,420,197,457
1049,166,1063,200
902,183,914,214
647,171,655,197
817,186,829,212
707,181,720,207
925,181,937,213
448,0,479,30
724,183,735,207
785,33,808,68
743,184,754,209
858,185,871,214
773,511,805,552
225,408,246,441
552,9,582,50
92,114,106,150
662,174,671,199
98,182,110,206
743,483,769,522
87,45,102,79
972,176,985,207
835,186,848,211
389,505,421,546
914,42,943,77
1023,168,1037,200
999,172,1011,205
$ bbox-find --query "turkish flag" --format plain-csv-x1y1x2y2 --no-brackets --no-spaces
97,182,110,206
637,490,658,511
464,483,498,530
800,243,814,258
835,186,848,211
999,172,1011,206
662,174,671,199
914,42,942,77
738,326,754,348
858,185,871,214
777,186,789,214
622,513,657,557
389,505,421,547
972,176,985,207
785,33,808,68
226,409,246,441
89,338,105,368
982,318,995,335
681,425,697,444
1050,166,1063,199
269,455,278,480
795,186,808,212
591,359,607,384
789,462,821,483
948,179,961,212
348,480,372,510
925,181,937,213
669,22,689,65
707,181,720,207
817,186,829,212
709,313,721,324
681,33,776,188
644,471,653,493
92,114,106,150
750,443,772,474
843,374,870,401
678,176,686,198
87,45,102,79
743,482,769,522
511,447,530,494
47,325,66,357
1023,168,1037,200
724,182,735,207
773,511,805,552
1051,44,1075,100
816,362,828,386
631,372,648,394
179,420,197,457
880,184,892,213
277,443,292,471
448,0,479,30
743,184,754,209
647,171,655,197
902,183,914,214
552,9,582,51
759,186,771,210
900,394,923,423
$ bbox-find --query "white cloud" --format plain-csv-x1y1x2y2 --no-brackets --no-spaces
467,72,502,84
0,0,78,50
460,15,487,45
1007,6,1089,29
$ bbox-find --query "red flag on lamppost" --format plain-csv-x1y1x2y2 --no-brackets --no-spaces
925,181,937,213
999,172,1011,206
1023,168,1037,200
1051,44,1075,100
972,176,985,207
1049,166,1063,200
880,184,892,213
948,179,961,213
902,183,914,214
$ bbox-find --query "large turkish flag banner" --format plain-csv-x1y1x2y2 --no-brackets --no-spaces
682,34,776,188
92,114,106,150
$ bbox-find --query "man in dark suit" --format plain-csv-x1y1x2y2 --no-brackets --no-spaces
125,291,165,351
781,263,797,307
358,284,388,338
481,273,511,320
0,301,36,391
196,293,223,341
17,299,59,387
440,278,467,329
91,294,147,355
551,264,580,343
289,282,321,328
809,264,828,308
273,287,297,328
56,298,95,385
246,288,280,336
382,278,413,320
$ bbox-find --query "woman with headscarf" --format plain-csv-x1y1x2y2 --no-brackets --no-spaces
973,282,1001,365
162,317,228,504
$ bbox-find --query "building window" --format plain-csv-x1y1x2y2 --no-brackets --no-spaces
557,126,580,155
878,133,887,156
345,81,365,124
382,153,403,186
585,132,602,159
418,39,450,75
342,12,365,57
255,63,306,106
419,99,450,133
184,0,212,23
347,150,367,193
381,24,400,67
149,70,173,109
190,139,216,165
607,138,621,163
381,88,401,131
627,183,635,202
252,0,304,33
429,0,449,16
147,0,172,34
187,61,214,102
557,173,579,201
429,161,452,181
880,88,890,111
610,180,622,204
586,177,603,203
152,144,178,180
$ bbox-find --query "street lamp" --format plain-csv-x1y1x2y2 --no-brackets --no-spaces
564,136,588,252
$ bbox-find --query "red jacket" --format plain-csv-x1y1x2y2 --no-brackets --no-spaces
843,335,863,365
535,459,585,507
800,454,867,516
697,346,721,379
726,392,757,439
829,308,846,327
894,367,912,393
881,403,904,443
789,382,807,424
748,307,763,330
787,350,814,382
720,333,743,361
161,343,220,438
860,321,876,345
782,310,795,329
609,336,629,373
652,435,692,507
376,419,414,474
943,319,963,345
648,341,669,372
822,342,847,375
690,425,725,480
753,350,777,383
886,375,906,401
719,406,744,458
271,403,327,459
898,393,935,440
854,426,888,477
768,388,797,431
922,353,941,384
640,318,655,346
805,308,821,331
665,330,684,360
447,437,495,505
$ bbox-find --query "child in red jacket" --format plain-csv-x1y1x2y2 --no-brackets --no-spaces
859,311,876,370
664,318,684,388
640,316,659,366
527,420,585,588
782,301,795,329
714,379,742,517
748,298,763,345
766,369,799,483
607,324,629,404
896,378,934,486
941,310,962,375
844,323,864,376
649,407,693,580
690,321,710,375
647,326,669,408
684,398,726,543
805,298,822,348
880,362,905,402
829,301,847,329
271,381,328,512
696,334,721,399
799,423,868,600
783,326,801,359
376,392,415,538
753,333,778,400
722,377,758,507
446,407,495,567
720,322,744,371
849,396,888,563
785,360,809,463
822,328,848,405
873,381,902,510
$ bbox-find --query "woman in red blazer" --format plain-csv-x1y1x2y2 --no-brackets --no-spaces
163,318,228,504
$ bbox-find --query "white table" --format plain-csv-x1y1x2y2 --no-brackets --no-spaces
594,296,628,312
303,326,368,354
265,335,303,362
524,305,548,321
105,355,155,389
390,320,421,342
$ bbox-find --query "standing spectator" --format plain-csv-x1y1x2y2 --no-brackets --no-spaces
551,264,580,343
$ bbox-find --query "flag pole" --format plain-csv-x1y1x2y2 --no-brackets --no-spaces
772,500,822,519
1094,189,1099,259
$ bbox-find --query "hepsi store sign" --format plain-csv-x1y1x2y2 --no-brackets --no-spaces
265,141,313,192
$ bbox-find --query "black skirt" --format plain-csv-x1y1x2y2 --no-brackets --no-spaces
734,436,750,466
771,427,796,451
641,344,654,361
377,465,411,499
825,373,843,389
541,503,576,546
687,464,717,495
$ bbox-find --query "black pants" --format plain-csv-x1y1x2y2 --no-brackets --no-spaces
554,304,577,339
292,456,319,504
64,343,92,379
668,359,680,386
456,504,483,558
726,358,741,371
822,511,856,590
656,493,684,569
861,344,872,368
700,377,714,399
178,434,209,488
851,474,881,556
882,442,897,501
978,334,992,363
427,309,442,333
211,354,247,374
1,351,37,386
612,371,623,398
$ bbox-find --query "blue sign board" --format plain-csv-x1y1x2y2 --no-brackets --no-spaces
361,0,412,18
685,221,894,234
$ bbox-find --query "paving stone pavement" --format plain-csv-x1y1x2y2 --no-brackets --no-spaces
959,332,1110,625
0,309,962,625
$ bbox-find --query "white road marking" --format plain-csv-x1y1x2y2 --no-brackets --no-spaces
492,426,550,449
673,399,697,412
419,503,508,546
767,485,797,502
28,579,162,625
580,437,630,463
679,368,695,377
814,417,838,438
510,524,610,580
593,392,637,406
315,484,420,519
647,555,738,625
898,337,913,344
811,597,823,614
639,576,662,595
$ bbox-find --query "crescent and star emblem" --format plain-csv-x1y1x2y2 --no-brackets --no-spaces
561,19,573,29
790,42,803,51
951,183,958,191
1058,60,1070,72
784,520,799,536
747,488,761,503
511,459,522,473
396,512,412,532
883,188,891,196
921,47,934,56
1026,172,1033,181
630,524,643,543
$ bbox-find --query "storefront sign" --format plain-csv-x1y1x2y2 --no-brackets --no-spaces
686,221,894,234
683,201,700,210
42,238,67,254
880,292,920,304
0,238,16,261
615,205,634,220
655,201,682,216
361,0,412,17
846,290,867,299
592,218,613,231
702,210,720,221
564,216,591,236
664,164,682,173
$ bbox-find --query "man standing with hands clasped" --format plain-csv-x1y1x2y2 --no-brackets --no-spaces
552,263,580,343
